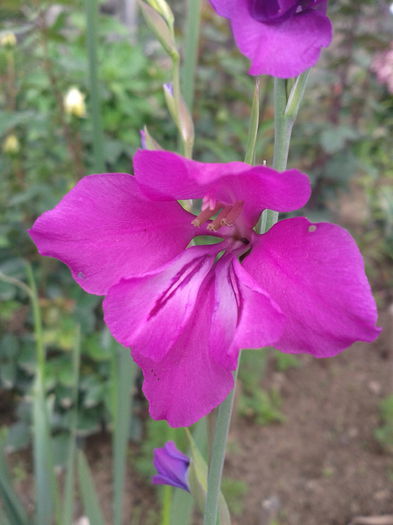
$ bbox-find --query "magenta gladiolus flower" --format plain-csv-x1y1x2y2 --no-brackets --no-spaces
29,150,380,427
209,0,333,78
152,441,190,492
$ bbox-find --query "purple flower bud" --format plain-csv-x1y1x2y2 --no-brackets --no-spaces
140,129,147,149
163,82,174,96
152,441,190,492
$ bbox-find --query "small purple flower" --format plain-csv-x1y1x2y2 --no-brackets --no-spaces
152,441,190,492
209,0,333,78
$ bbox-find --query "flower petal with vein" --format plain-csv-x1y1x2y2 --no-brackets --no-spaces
29,149,380,427
209,0,333,78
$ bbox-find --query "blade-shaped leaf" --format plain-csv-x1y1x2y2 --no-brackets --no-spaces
77,451,106,525
112,341,138,525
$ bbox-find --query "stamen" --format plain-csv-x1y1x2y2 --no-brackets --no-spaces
221,201,244,227
192,204,221,227
207,206,232,231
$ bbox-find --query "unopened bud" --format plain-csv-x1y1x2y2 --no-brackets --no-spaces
3,134,20,154
64,87,86,118
147,0,174,29
0,32,17,48
140,126,163,150
138,0,178,60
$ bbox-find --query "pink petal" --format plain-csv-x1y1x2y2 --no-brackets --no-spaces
243,218,381,357
134,150,311,227
230,0,332,78
103,246,217,362
210,257,284,369
209,0,235,17
133,273,234,427
29,174,196,295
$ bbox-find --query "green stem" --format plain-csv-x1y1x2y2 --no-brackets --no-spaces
182,0,202,111
244,77,262,164
260,70,310,233
203,376,237,525
25,263,45,384
202,76,265,525
86,0,105,172
161,425,175,525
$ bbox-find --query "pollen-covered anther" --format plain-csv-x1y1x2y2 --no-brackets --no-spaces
221,201,244,227
192,204,221,227
207,205,232,231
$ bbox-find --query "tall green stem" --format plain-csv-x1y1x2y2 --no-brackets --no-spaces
86,0,105,172
260,71,310,233
244,77,262,164
25,263,45,384
182,0,202,110
203,77,263,525
203,373,237,525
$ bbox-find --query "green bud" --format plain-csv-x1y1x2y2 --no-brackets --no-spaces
140,126,163,150
138,0,178,60
146,0,174,29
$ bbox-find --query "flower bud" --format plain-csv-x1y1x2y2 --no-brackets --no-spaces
0,32,17,48
147,0,174,29
3,134,20,154
138,0,178,60
64,87,86,118
152,441,190,492
140,126,162,150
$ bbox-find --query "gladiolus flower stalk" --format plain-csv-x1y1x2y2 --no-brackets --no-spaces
203,70,312,525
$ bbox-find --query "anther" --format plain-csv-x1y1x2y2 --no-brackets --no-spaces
207,206,231,231
192,204,221,227
221,201,244,227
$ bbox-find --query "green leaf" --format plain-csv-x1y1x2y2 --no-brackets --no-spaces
77,451,106,525
112,342,138,525
0,431,29,525
4,422,30,453
32,381,57,525
62,326,81,525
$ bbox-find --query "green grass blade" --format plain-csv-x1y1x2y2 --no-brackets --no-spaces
0,434,29,525
112,343,138,525
62,326,81,525
0,506,12,525
32,380,57,525
85,0,105,172
77,451,106,525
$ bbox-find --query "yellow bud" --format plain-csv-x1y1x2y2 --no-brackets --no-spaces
0,32,17,48
3,134,20,154
64,87,87,118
